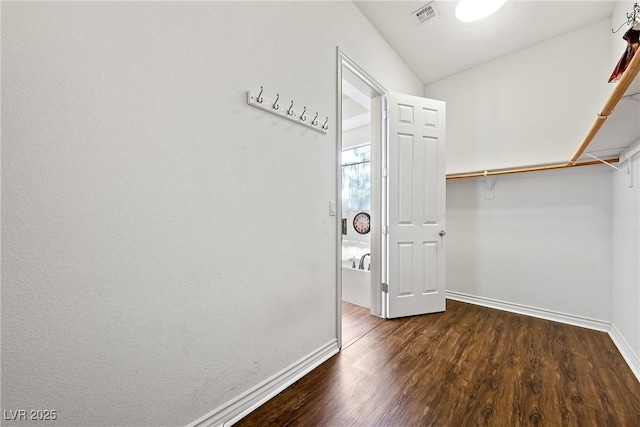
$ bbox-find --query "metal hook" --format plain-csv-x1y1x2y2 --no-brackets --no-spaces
612,21,627,33
300,106,306,121
287,100,295,116
612,3,640,32
311,112,319,126
256,86,264,103
322,117,329,130
272,94,279,110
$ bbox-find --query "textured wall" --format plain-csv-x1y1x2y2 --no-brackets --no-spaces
1,2,422,426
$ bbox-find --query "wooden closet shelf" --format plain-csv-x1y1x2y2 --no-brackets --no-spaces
447,44,640,180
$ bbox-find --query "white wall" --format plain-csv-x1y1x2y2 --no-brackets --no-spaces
608,0,640,381
611,143,640,377
425,19,612,175
446,166,612,325
430,9,621,328
1,2,423,426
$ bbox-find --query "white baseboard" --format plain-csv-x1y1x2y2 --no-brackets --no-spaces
446,291,610,332
187,339,339,427
609,323,640,383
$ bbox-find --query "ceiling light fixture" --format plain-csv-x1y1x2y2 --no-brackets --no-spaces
455,0,507,22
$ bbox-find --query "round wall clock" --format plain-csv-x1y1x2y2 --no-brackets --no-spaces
353,212,371,235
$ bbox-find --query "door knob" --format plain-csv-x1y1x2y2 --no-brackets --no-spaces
439,230,446,237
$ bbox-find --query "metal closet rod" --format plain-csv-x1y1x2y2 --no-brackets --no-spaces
447,45,640,180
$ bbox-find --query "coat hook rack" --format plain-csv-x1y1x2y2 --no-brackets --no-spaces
247,86,327,134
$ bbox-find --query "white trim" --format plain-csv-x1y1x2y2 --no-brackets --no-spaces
187,340,339,427
446,291,610,332
336,47,344,349
609,323,640,383
340,52,387,96
337,48,387,326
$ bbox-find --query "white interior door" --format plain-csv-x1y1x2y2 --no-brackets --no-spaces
385,92,446,318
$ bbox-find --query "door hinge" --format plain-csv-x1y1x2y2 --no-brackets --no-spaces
381,283,389,293
382,167,388,177
382,225,388,235
382,109,389,120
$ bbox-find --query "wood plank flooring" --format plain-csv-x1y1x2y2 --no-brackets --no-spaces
341,301,385,347
236,300,640,426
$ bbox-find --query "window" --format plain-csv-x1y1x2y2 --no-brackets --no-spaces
342,145,370,212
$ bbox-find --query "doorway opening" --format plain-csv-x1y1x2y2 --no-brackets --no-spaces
337,50,386,348
336,50,448,348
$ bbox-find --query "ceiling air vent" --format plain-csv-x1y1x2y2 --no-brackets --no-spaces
413,2,439,24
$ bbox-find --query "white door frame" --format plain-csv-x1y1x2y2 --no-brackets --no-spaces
336,48,387,349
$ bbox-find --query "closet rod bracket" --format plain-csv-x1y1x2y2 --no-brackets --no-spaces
484,170,495,200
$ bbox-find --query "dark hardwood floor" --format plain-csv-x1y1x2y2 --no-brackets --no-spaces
341,301,385,347
236,300,640,426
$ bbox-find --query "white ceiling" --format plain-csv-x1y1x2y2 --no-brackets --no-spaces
342,67,373,131
354,0,616,84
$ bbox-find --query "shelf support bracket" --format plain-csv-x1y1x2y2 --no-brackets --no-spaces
585,153,634,187
585,153,624,172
